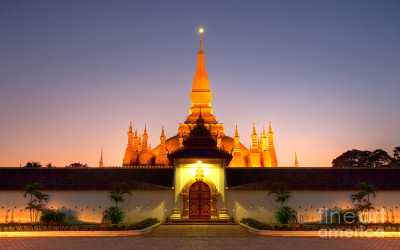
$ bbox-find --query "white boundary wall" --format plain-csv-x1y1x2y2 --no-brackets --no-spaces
0,190,174,223
226,190,400,223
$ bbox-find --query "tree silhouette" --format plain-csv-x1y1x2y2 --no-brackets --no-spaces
332,148,397,168
24,162,42,168
65,162,88,168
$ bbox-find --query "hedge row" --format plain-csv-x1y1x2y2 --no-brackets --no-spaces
0,218,159,232
240,218,400,232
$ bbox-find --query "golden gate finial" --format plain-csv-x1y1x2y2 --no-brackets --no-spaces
199,28,204,53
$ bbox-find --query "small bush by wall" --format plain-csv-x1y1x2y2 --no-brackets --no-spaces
40,209,66,224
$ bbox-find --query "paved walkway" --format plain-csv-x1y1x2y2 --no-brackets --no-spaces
1,225,400,250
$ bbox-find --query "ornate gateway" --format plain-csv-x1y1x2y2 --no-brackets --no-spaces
189,181,211,219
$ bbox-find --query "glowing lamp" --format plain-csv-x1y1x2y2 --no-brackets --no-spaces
199,28,204,34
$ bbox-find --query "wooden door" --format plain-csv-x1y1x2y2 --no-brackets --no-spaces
189,181,211,220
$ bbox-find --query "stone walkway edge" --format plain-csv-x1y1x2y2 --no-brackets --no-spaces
0,223,160,237
239,223,400,238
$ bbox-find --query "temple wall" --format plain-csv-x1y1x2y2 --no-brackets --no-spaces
226,190,400,224
0,190,174,224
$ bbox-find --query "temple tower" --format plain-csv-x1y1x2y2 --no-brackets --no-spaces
155,126,169,165
261,126,272,167
142,125,148,151
133,129,138,151
123,122,136,166
248,123,261,167
268,122,278,167
138,125,154,165
230,125,245,167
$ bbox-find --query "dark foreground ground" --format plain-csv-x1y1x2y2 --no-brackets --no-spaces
1,225,400,250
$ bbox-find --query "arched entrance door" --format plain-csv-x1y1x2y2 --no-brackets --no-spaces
189,181,211,220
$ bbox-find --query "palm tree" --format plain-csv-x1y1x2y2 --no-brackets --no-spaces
358,182,376,204
108,182,131,208
34,191,49,222
25,202,39,222
357,182,377,222
269,182,291,207
23,182,42,223
351,191,367,222
351,191,366,210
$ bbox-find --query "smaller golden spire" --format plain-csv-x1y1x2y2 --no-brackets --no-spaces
235,125,239,137
294,152,299,167
144,124,147,135
269,121,272,133
129,122,132,132
252,123,257,135
99,149,104,168
161,126,165,137
134,129,138,138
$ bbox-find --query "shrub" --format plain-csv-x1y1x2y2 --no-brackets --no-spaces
274,206,297,224
103,206,125,224
40,209,66,224
331,208,360,225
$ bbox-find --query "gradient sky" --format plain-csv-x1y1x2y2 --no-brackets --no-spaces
0,0,399,167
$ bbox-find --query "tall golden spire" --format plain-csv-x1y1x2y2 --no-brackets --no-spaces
294,152,299,167
183,27,218,134
192,28,209,91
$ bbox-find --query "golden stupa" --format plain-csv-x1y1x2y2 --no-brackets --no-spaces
119,29,278,168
